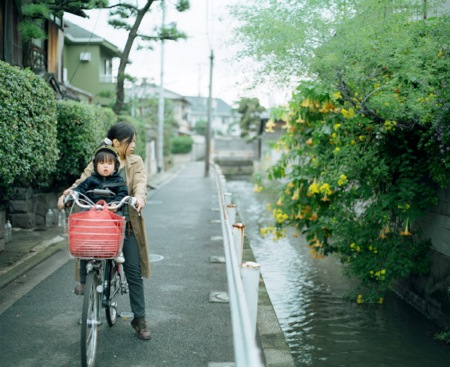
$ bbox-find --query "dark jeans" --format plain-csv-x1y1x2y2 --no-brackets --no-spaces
79,224,146,319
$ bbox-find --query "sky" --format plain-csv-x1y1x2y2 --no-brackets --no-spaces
64,0,290,108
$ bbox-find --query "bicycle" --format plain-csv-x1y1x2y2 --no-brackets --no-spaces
64,189,138,367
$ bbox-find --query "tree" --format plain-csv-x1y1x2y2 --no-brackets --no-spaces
238,0,450,301
235,97,265,138
193,119,207,136
104,0,190,115
19,1,108,69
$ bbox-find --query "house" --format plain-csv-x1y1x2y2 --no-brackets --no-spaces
125,82,191,134
184,96,241,136
63,20,121,105
0,1,98,101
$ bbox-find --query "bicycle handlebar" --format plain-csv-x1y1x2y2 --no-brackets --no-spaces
64,191,138,213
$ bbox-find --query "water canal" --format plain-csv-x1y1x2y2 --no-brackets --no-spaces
227,180,450,367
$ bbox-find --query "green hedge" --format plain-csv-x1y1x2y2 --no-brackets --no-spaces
0,61,58,195
54,101,117,186
171,135,193,154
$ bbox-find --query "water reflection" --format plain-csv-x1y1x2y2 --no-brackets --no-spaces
228,180,450,367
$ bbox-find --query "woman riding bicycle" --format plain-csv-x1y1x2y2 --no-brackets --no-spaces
58,122,152,340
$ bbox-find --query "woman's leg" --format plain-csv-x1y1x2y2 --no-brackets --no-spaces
122,227,151,340
121,228,146,319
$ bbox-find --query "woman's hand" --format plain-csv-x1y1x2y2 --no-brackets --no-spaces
57,195,65,209
57,189,74,209
135,197,145,213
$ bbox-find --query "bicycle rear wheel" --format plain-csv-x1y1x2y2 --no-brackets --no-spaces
105,261,120,326
81,271,99,367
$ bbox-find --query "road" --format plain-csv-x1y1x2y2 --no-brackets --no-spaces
0,162,234,367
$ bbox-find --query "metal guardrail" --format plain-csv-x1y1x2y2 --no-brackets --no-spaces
213,164,264,367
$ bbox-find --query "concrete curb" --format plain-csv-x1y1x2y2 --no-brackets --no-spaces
0,238,66,290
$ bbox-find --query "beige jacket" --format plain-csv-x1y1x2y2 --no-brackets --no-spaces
72,155,151,278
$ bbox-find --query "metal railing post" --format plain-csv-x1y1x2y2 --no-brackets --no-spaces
232,223,245,266
224,192,232,206
227,204,236,226
241,261,261,337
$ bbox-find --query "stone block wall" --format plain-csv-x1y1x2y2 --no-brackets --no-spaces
7,188,60,229
0,209,5,252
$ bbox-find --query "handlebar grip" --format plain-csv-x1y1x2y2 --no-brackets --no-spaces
63,191,78,204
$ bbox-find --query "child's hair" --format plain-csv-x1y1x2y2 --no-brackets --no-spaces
93,146,120,173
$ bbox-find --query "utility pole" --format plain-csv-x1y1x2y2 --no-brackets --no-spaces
157,0,166,173
204,49,214,177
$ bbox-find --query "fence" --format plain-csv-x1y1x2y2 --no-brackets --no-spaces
213,164,264,367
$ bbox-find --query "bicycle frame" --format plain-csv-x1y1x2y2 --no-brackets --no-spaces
64,190,137,367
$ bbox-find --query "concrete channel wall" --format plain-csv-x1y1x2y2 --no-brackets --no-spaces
396,188,450,329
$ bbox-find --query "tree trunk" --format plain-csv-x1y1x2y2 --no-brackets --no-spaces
113,0,156,115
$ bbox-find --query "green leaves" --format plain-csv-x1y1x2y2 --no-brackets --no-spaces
263,81,436,302
53,101,117,185
0,61,58,193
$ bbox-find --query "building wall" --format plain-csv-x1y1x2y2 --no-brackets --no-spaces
64,44,115,105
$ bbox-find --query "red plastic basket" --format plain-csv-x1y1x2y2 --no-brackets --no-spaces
68,214,125,259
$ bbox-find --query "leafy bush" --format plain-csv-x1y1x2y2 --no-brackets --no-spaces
171,135,193,154
261,81,435,303
54,101,117,186
0,61,58,196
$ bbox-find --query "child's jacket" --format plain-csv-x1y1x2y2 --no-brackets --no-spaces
73,171,128,203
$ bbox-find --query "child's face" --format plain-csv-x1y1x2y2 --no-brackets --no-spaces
97,159,115,177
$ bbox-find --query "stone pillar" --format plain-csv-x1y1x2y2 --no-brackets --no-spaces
8,187,36,229
0,209,5,252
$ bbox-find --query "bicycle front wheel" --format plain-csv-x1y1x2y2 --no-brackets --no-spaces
81,271,100,367
105,261,120,326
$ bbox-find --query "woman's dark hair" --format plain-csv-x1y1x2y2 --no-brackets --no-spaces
106,122,136,148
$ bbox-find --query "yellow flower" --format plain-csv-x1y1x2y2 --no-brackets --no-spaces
292,232,299,238
276,199,283,206
400,218,412,236
260,228,267,237
291,189,300,201
308,181,320,195
357,294,364,304
333,123,341,131
381,269,386,275
319,183,332,195
310,213,318,221
300,98,314,108
265,119,276,133
378,297,384,304
306,138,314,147
341,108,355,119
266,203,272,211
320,100,336,113
333,91,342,99
253,184,263,193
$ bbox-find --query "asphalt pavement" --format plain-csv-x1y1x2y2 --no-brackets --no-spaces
0,161,294,367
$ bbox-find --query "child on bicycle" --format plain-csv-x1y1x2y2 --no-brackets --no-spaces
69,145,128,277
71,144,128,205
